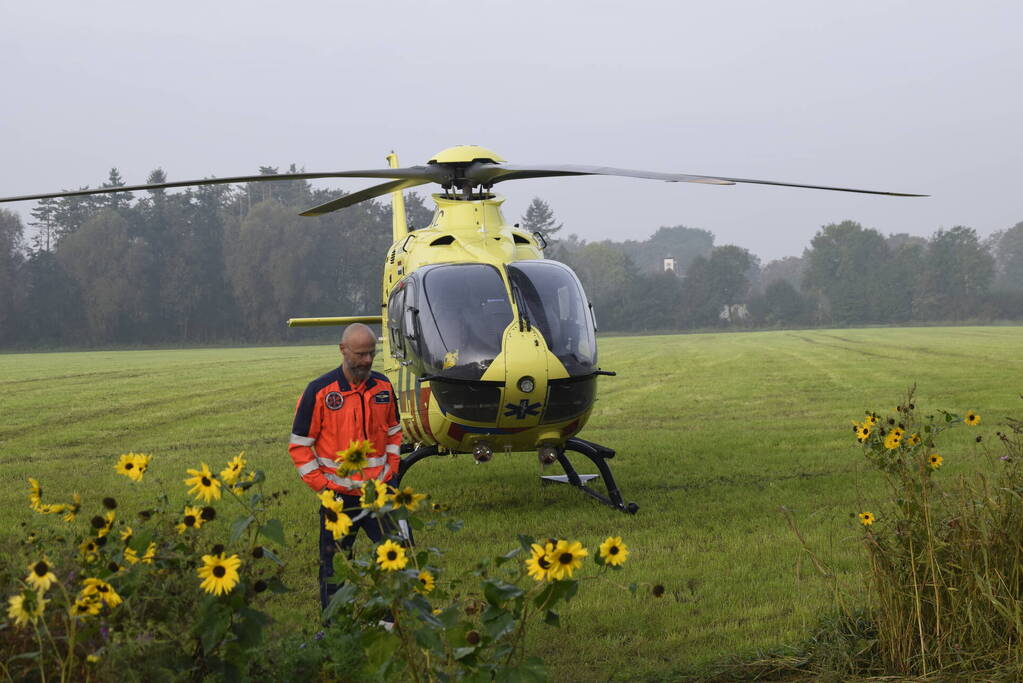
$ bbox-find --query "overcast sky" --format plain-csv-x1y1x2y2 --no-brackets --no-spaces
3,1,1021,262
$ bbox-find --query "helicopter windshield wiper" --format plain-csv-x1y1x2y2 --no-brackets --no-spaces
510,283,532,333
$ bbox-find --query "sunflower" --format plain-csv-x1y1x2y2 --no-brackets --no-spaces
175,506,205,534
598,536,629,567
95,511,115,538
141,542,157,564
525,542,555,582
197,553,242,596
884,431,903,450
220,453,246,485
547,540,588,580
864,413,878,427
929,454,944,469
27,478,43,511
230,470,257,495
859,512,875,526
319,495,353,540
359,480,392,509
36,502,65,515
7,592,46,628
132,453,152,476
81,578,122,607
79,538,100,564
184,463,222,503
906,433,921,447
392,486,427,511
123,547,140,565
337,439,376,473
856,425,871,442
120,526,133,543
69,595,102,617
965,411,981,426
115,453,145,482
417,570,436,594
376,540,408,571
25,557,57,592
62,493,81,523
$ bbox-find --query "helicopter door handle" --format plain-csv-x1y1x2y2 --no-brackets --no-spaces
400,234,416,253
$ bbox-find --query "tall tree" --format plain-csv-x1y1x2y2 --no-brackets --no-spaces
101,167,134,211
681,245,757,327
520,197,563,243
915,226,994,320
801,221,888,325
990,221,1023,292
0,209,25,343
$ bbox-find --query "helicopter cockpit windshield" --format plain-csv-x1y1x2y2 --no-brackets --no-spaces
506,260,597,376
416,263,514,380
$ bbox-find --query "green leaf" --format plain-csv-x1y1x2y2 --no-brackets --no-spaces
483,579,524,606
517,534,536,551
544,609,560,627
197,602,232,653
446,519,464,533
229,515,254,544
628,582,638,597
496,657,548,682
414,626,445,654
262,547,284,567
453,646,478,660
231,607,269,648
322,582,359,624
365,631,401,675
266,577,291,594
482,606,516,640
258,518,286,547
495,546,521,566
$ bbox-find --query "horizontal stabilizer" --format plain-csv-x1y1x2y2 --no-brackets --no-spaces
287,316,383,327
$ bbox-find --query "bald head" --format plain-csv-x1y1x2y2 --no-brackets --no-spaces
339,323,377,385
341,323,376,346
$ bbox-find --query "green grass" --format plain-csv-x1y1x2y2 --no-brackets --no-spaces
2,327,1021,680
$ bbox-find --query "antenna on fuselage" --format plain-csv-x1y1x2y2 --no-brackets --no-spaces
386,151,408,242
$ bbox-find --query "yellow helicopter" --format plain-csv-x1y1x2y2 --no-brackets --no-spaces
0,145,924,513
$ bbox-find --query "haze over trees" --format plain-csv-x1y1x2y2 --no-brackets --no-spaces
0,169,1019,349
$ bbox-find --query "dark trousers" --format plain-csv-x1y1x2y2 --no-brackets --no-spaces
318,493,401,610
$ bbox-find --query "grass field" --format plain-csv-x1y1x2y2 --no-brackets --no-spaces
2,327,1022,680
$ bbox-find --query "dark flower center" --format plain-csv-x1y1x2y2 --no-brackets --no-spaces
184,515,197,527
386,550,397,561
559,553,573,565
254,580,267,593
201,507,216,520
609,546,620,555
212,544,225,554
33,562,48,576
201,477,211,486
213,566,226,578
325,509,338,523
97,584,108,593
103,498,117,510
124,463,134,470
91,516,105,528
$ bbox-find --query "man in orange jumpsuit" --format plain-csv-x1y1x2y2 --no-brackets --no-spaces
288,323,403,609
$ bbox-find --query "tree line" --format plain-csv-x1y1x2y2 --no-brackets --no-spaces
1,171,1021,349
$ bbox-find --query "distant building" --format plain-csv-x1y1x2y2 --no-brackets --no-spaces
663,257,676,272
719,303,750,323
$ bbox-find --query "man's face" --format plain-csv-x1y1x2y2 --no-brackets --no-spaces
340,333,376,384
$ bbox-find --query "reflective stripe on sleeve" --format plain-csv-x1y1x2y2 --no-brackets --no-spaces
296,460,320,476
325,472,364,489
376,464,392,482
385,444,400,455
290,433,315,446
365,455,387,468
387,424,402,436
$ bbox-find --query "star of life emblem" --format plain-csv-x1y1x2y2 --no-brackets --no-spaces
324,391,344,410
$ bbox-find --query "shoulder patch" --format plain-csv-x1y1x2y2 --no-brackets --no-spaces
324,391,344,410
374,390,391,404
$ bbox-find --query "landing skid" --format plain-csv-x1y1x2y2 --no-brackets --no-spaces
546,437,639,514
396,439,639,515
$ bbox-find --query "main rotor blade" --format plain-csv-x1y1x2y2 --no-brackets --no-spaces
299,178,432,216
0,166,449,204
468,163,927,197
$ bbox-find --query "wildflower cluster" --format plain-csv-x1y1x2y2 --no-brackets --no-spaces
4,451,287,681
